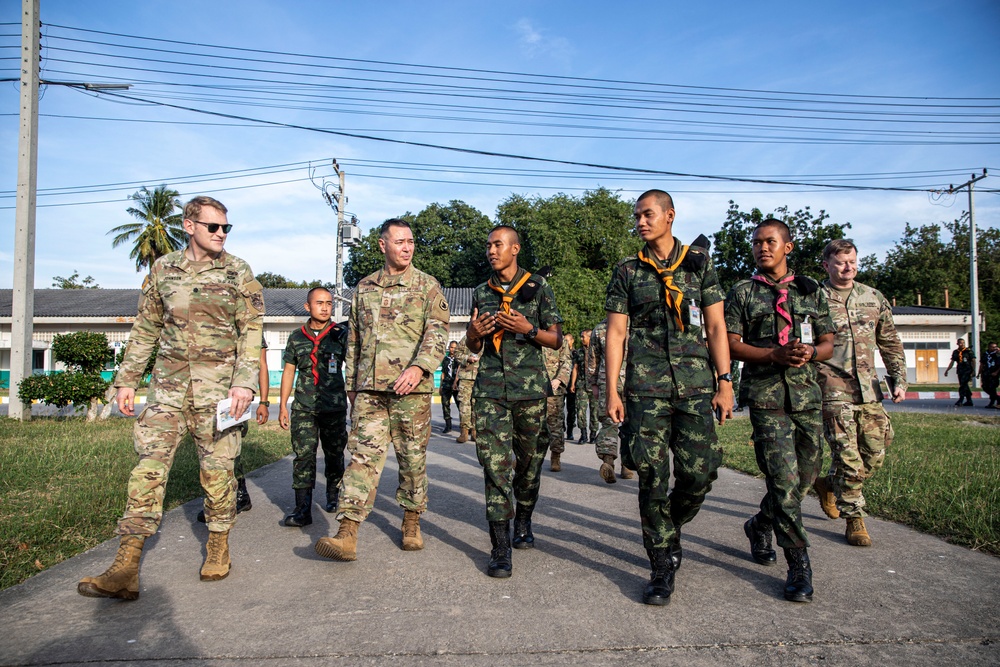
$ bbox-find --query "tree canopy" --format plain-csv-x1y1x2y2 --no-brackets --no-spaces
255,272,330,289
52,271,99,289
108,185,185,273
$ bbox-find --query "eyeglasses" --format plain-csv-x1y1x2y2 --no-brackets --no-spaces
190,220,232,234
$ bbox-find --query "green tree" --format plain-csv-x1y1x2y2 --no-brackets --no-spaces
52,271,99,289
18,332,113,421
108,185,185,272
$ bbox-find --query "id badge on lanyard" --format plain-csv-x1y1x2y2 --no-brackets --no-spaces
800,316,814,345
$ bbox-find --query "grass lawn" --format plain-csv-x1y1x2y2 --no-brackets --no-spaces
0,417,292,592
719,412,1000,555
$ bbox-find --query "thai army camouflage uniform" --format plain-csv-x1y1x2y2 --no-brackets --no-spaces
283,321,349,491
542,337,573,456
725,272,835,549
472,268,562,522
455,334,481,433
606,238,724,551
588,319,627,459
339,264,449,523
817,280,906,519
113,249,264,536
952,346,976,404
573,344,598,438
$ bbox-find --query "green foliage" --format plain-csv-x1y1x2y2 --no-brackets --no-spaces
256,272,331,289
711,200,852,292
52,331,114,374
51,271,99,289
857,216,1000,342
108,185,185,272
18,332,113,408
115,340,158,380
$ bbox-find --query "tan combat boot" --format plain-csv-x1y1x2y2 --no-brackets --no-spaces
550,452,562,472
456,427,469,444
620,464,635,480
78,535,145,600
813,475,840,519
470,428,477,442
599,455,617,484
200,531,232,581
315,518,360,561
401,510,424,551
845,517,872,546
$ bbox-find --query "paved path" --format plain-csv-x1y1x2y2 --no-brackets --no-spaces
1,408,998,666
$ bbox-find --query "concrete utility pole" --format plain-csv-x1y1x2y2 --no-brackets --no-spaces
949,169,988,388
333,161,346,322
10,0,40,421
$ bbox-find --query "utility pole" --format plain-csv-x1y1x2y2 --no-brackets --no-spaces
10,0,40,421
333,160,346,322
311,159,358,322
949,169,988,388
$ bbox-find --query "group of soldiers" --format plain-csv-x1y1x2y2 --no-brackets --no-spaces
77,189,908,608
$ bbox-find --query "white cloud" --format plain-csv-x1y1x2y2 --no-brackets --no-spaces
514,18,573,65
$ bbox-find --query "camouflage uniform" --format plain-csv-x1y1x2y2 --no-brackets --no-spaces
725,273,835,549
472,269,562,521
542,337,573,456
439,350,460,431
283,322,349,491
455,335,480,433
573,345,598,439
606,240,724,551
114,249,264,536
817,281,906,519
588,320,627,459
339,265,449,523
952,347,975,404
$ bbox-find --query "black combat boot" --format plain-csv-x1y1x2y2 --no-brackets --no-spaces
566,426,575,440
235,478,252,513
576,429,588,444
783,547,814,603
487,521,512,578
743,516,777,565
324,484,339,514
443,418,453,435
642,548,675,606
283,488,313,527
512,506,534,549
668,529,683,571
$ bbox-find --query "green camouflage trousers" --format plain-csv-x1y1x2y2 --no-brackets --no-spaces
290,409,348,490
623,394,722,551
546,394,566,455
474,396,549,522
595,387,624,458
457,379,475,431
576,389,599,438
337,391,431,523
118,399,241,536
749,405,823,549
822,401,893,519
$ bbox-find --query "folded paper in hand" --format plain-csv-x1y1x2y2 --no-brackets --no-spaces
217,397,253,430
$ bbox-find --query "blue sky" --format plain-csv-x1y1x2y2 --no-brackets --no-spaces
1,1,998,289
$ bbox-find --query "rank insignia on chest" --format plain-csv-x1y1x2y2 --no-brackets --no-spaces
381,296,392,307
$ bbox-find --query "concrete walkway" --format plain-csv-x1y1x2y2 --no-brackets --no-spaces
1,409,997,666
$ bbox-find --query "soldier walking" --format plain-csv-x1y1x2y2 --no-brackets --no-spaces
814,240,906,546
467,226,563,578
79,196,264,599
542,330,573,471
314,219,448,561
725,218,835,603
945,338,976,406
564,334,577,441
439,341,460,434
454,334,480,443
589,318,633,483
277,287,349,527
605,190,733,606
573,329,598,443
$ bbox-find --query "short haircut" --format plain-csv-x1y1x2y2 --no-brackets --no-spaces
637,189,674,211
380,218,412,237
822,239,858,262
183,196,227,220
581,329,591,336
754,218,792,242
306,286,331,302
489,224,521,245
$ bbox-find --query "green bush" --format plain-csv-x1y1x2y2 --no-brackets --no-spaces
18,332,112,411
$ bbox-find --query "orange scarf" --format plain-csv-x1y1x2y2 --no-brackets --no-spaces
487,270,533,352
637,245,690,331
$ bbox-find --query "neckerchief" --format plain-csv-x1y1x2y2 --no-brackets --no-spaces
300,322,335,385
752,273,796,345
487,268,533,353
637,243,690,331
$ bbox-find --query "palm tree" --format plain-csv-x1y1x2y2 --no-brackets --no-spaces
108,185,185,272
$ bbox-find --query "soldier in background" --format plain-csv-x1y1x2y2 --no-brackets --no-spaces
314,219,448,562
79,196,263,599
467,225,563,578
454,334,480,443
277,287,349,527
980,341,1000,409
564,334,577,441
945,338,976,406
542,331,573,472
726,218,835,603
815,240,906,546
606,190,732,606
574,329,598,443
439,341,460,434
588,319,632,482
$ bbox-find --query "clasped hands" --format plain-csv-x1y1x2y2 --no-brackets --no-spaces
467,306,532,341
770,339,814,368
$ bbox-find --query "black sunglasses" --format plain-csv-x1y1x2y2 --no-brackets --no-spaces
190,220,233,234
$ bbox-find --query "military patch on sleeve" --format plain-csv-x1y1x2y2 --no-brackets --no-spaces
250,291,264,312
141,274,152,292
430,292,449,323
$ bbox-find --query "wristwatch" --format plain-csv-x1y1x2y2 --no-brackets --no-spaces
717,373,732,383
809,346,818,361
525,325,539,340
259,401,270,407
